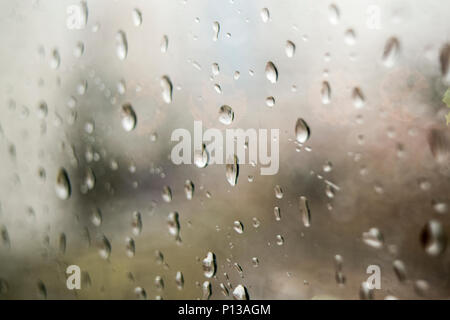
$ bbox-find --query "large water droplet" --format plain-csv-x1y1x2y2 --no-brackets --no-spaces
120,103,137,132
265,61,278,83
295,118,311,143
55,168,71,200
232,284,249,300
219,105,234,125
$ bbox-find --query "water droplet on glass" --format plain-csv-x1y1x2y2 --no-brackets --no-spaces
329,4,340,24
212,21,220,41
91,207,102,227
393,259,407,282
344,29,356,45
84,167,96,191
359,282,374,300
352,87,365,108
265,61,278,84
167,212,180,239
285,40,296,58
98,235,111,259
233,220,244,234
266,96,275,107
194,144,209,168
120,103,137,132
321,81,331,104
219,105,234,125
226,155,239,186
362,228,384,249
184,180,194,200
134,287,147,300
132,211,142,236
260,8,270,23
212,63,220,76
160,76,173,104
439,44,450,83
175,271,184,290
274,185,283,199
125,237,135,257
202,252,216,278
202,281,211,300
276,235,284,246
73,41,84,58
421,219,447,256
160,35,168,53
132,8,142,26
382,37,400,67
55,168,71,200
115,30,128,61
49,49,60,69
162,186,172,203
232,284,249,300
299,196,311,227
295,118,311,143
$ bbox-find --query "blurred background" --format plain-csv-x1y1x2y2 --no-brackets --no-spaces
0,0,449,299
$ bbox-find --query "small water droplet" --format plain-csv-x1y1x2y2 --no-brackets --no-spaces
160,35,168,53
233,221,244,234
276,235,284,246
91,207,102,227
285,40,296,58
211,63,220,76
299,196,311,227
352,87,365,108
274,206,281,221
98,235,111,259
49,49,60,69
184,180,194,200
226,155,239,186
274,185,283,199
194,144,209,168
382,37,400,67
55,168,71,200
266,96,275,107
202,281,211,300
393,260,407,282
125,237,135,257
321,81,331,104
359,282,374,300
167,212,180,239
329,4,340,24
212,21,220,41
202,252,216,278
344,29,356,45
265,61,278,84
162,186,172,203
115,30,128,61
232,284,249,300
362,228,384,249
160,76,173,104
175,271,184,290
120,103,137,132
132,8,142,26
132,211,142,236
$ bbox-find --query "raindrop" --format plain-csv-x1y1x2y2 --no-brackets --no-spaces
37,101,48,119
212,21,220,41
362,228,384,249
37,281,47,299
49,49,60,69
266,96,275,107
233,221,244,234
393,260,407,282
202,281,211,300
276,235,284,246
329,4,340,24
252,257,259,267
175,271,184,290
414,280,429,297
225,155,239,186
234,71,240,80
265,61,278,83
220,283,229,296
98,235,111,259
299,196,311,227
132,211,142,236
91,207,102,227
132,8,142,26
194,144,209,168
352,87,365,108
160,76,173,104
117,79,126,95
73,42,84,58
274,185,283,199
84,167,95,191
120,103,137,132
274,206,281,221
115,30,128,61
219,105,234,125
167,212,180,239
211,63,220,76
260,8,270,23
295,118,311,143
155,276,164,290
59,233,66,254
126,237,135,257
321,81,331,104
55,168,71,200
420,220,447,256
382,37,400,67
439,44,450,83
285,40,296,58
160,35,168,53
1,226,10,249
202,252,216,278
184,180,194,200
232,284,249,300
162,186,172,203
134,287,147,300
344,29,356,45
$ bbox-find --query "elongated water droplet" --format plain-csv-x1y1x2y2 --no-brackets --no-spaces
91,207,102,227
393,260,407,282
125,237,135,257
219,105,234,125
59,233,66,254
295,118,310,143
285,40,296,58
132,211,142,236
155,276,164,290
73,41,84,58
211,63,220,76
226,155,239,186
232,284,248,300
260,8,270,23
382,37,400,67
439,44,450,83
276,235,284,246
131,8,142,26
202,252,216,278
84,167,96,190
1,226,10,249
184,180,194,200
49,49,60,69
160,76,173,104
274,206,281,221
360,282,374,300
162,186,172,203
202,281,211,300
265,61,278,83
212,21,220,41
220,283,229,296
321,81,331,104
167,212,180,239
134,287,146,300
175,271,184,290
116,30,128,61
98,235,111,259
55,168,71,200
37,281,47,299
120,103,136,132
344,29,356,45
299,196,311,227
421,220,447,256
252,257,259,267
362,228,384,249
160,35,168,53
329,4,340,24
